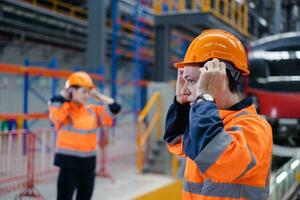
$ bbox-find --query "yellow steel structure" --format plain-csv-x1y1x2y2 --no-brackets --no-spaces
134,179,183,200
137,91,179,177
153,0,250,36
137,92,162,174
23,0,86,19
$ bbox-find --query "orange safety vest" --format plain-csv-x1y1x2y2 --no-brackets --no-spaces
166,103,272,200
49,102,112,158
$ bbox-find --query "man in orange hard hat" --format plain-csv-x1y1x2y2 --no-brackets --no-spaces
164,29,272,199
48,71,121,200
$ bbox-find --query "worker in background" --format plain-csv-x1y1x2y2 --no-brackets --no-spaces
164,29,272,199
48,71,121,200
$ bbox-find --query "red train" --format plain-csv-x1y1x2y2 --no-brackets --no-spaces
246,32,300,146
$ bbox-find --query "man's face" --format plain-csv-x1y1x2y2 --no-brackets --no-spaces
182,66,200,104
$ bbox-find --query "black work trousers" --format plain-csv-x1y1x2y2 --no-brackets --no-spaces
57,167,95,200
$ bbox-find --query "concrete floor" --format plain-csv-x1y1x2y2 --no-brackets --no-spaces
0,156,175,200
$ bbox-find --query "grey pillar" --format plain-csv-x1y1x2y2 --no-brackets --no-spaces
154,24,175,81
87,1,106,75
286,3,293,32
274,0,282,34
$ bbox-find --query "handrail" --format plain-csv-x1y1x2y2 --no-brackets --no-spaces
270,157,300,200
0,63,104,81
23,0,87,20
153,0,250,37
137,92,162,174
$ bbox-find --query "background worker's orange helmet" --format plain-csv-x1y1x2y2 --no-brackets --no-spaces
65,71,95,89
174,29,249,75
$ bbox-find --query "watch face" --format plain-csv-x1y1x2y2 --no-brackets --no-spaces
203,94,214,101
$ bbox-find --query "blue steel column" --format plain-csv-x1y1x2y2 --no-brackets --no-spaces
23,58,29,130
50,58,58,96
111,0,119,99
139,9,147,110
133,0,141,119
50,58,57,132
23,58,30,154
140,60,146,109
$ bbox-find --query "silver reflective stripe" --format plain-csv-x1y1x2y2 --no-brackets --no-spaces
86,107,96,118
229,126,257,179
56,148,97,157
194,131,233,173
183,180,203,194
184,180,267,199
168,135,183,145
242,184,268,200
230,126,242,132
236,145,257,179
60,125,98,135
235,111,250,118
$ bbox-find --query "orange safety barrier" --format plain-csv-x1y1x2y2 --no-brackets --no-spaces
0,63,104,81
0,121,138,198
0,113,48,121
0,129,57,199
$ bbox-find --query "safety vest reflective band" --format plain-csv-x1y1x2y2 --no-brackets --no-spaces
54,106,99,157
164,98,273,200
192,130,257,176
60,125,98,135
48,100,113,163
183,180,268,199
56,126,98,153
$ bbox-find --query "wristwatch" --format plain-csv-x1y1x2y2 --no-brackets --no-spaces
194,93,215,104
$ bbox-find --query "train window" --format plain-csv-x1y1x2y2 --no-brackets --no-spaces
268,59,300,76
248,56,300,92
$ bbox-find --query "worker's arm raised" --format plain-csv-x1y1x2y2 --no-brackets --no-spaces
48,90,71,129
164,97,190,157
90,88,121,114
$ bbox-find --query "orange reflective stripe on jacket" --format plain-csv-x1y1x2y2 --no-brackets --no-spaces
165,99,272,200
48,102,112,158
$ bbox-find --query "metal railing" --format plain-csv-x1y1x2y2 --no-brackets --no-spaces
136,91,179,177
270,157,300,200
137,91,162,174
23,0,87,19
153,0,249,36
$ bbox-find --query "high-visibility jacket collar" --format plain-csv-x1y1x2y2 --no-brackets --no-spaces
69,102,84,109
219,104,257,121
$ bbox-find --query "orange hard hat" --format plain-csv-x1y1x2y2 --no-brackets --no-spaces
174,29,249,75
65,71,95,89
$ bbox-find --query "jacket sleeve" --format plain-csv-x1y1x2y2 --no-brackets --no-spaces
185,101,271,181
164,97,190,157
90,105,113,127
48,95,70,130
